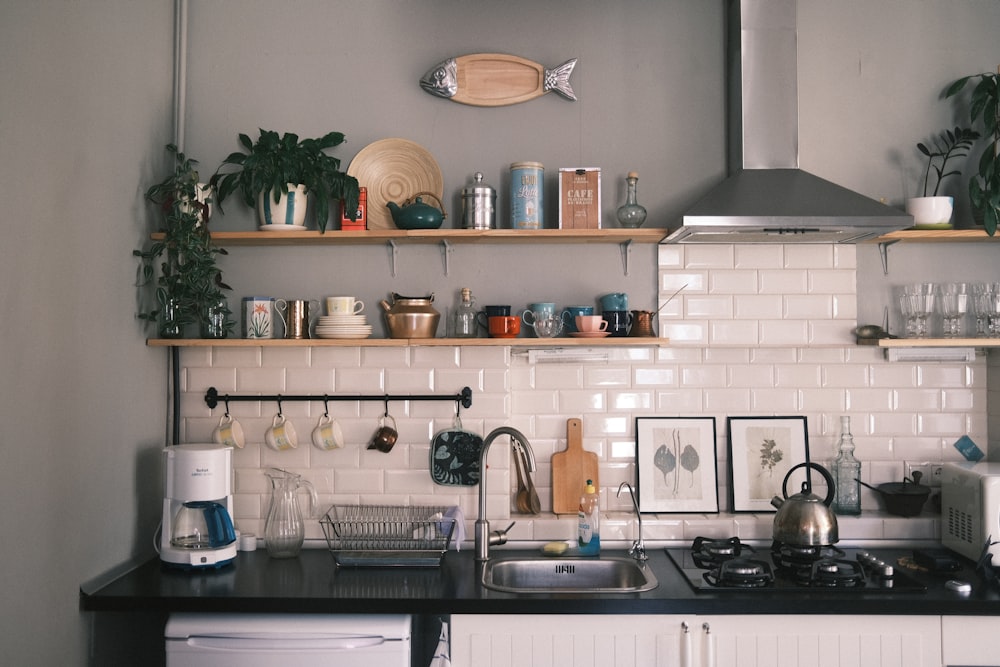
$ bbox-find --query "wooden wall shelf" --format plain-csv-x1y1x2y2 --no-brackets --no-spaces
151,228,669,246
873,229,997,243
147,336,669,348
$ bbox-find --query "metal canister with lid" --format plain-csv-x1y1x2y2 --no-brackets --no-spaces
461,172,496,229
510,161,543,229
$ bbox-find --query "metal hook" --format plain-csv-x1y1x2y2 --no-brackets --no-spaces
323,395,330,419
223,397,231,418
276,395,283,417
383,396,389,418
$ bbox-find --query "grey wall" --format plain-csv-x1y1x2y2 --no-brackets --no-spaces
0,1,173,665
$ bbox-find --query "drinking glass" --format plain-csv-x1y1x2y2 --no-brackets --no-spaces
971,283,992,338
900,283,935,338
937,283,969,338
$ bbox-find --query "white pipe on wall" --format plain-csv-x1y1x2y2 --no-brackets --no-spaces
173,0,187,151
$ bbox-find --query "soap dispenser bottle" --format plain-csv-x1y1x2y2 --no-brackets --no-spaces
577,479,600,555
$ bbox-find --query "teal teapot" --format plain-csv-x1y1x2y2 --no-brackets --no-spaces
386,192,446,230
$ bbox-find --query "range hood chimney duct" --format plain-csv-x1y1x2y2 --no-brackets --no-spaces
666,0,912,243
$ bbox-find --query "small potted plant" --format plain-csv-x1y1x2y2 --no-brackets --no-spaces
946,70,1000,236
135,144,234,338
211,129,360,233
906,126,978,229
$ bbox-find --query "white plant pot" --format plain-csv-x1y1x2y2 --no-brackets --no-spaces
905,196,954,229
257,184,308,230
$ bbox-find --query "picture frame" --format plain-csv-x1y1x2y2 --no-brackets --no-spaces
727,416,809,513
635,417,718,513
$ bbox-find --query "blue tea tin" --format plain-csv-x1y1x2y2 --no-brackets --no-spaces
510,162,543,229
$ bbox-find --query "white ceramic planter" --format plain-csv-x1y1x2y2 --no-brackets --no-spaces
257,183,308,230
905,196,954,229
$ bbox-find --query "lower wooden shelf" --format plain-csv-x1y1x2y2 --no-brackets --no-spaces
147,336,670,348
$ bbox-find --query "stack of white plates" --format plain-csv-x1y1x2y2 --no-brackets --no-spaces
315,314,373,339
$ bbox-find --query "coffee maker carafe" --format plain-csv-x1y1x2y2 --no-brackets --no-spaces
160,444,237,569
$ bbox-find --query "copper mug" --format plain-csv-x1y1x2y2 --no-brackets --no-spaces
629,310,655,337
368,414,398,453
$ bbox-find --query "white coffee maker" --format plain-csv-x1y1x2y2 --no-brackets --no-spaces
160,444,238,569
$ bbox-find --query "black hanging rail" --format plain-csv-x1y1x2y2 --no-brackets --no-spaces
204,386,473,410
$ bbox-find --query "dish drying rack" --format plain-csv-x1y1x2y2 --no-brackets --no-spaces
320,504,456,567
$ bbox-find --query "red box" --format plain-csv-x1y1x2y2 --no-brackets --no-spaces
340,187,367,230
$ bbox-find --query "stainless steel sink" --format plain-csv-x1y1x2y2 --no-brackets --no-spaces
481,556,658,594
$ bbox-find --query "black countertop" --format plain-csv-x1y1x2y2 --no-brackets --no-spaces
80,546,1000,616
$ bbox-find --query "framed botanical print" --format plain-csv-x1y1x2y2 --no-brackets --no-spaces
636,417,719,513
727,416,809,512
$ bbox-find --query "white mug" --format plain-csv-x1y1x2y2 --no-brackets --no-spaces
311,414,345,450
264,414,298,451
326,296,365,315
212,414,245,449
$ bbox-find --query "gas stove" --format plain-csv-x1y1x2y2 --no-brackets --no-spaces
666,537,927,593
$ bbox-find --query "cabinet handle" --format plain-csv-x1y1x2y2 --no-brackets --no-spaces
702,622,715,667
680,621,692,667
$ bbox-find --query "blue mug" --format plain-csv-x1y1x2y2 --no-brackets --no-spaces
600,292,628,312
561,306,594,333
602,309,631,337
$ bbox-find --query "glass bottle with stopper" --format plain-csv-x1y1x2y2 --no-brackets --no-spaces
832,415,861,515
452,287,478,338
616,171,647,228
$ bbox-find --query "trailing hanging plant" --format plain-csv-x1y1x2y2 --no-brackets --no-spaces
916,126,979,197
946,71,1000,236
211,129,360,233
135,144,234,337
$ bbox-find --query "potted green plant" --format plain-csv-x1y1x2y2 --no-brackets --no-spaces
946,70,1000,236
211,129,360,233
135,144,234,338
906,126,978,229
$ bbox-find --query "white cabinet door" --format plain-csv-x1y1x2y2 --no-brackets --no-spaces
701,615,941,667
942,616,1000,666
450,614,942,667
450,614,694,667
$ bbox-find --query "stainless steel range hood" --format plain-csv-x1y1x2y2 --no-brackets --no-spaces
666,0,912,243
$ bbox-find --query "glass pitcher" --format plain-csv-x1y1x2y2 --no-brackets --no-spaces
263,468,318,558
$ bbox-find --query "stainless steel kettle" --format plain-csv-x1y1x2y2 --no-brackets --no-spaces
771,461,839,546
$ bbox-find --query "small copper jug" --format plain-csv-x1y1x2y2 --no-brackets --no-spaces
629,310,655,337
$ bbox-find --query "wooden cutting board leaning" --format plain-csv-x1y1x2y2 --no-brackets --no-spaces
551,417,599,515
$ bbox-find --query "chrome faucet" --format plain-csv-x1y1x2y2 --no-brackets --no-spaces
475,427,536,561
617,482,647,561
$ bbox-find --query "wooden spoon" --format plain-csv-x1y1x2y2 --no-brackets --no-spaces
512,446,531,513
521,447,542,514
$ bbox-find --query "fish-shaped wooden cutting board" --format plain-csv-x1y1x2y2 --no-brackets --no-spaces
551,418,599,515
420,53,577,107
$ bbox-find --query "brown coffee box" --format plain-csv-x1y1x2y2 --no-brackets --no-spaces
558,168,601,229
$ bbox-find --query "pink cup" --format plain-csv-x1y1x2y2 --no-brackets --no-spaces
576,315,608,333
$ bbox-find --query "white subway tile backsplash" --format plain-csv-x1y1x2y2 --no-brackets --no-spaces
759,319,810,345
734,244,783,269
685,244,734,268
709,320,759,345
733,294,783,320
784,294,832,319
195,245,988,546
783,244,833,269
759,269,807,294
685,295,734,319
708,269,758,294
660,321,708,344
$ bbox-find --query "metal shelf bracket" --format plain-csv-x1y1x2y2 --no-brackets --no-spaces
387,239,399,277
620,239,633,276
441,239,453,276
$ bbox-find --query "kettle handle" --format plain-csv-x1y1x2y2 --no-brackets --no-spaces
781,461,835,507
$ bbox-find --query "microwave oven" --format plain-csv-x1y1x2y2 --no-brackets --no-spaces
941,461,1000,562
